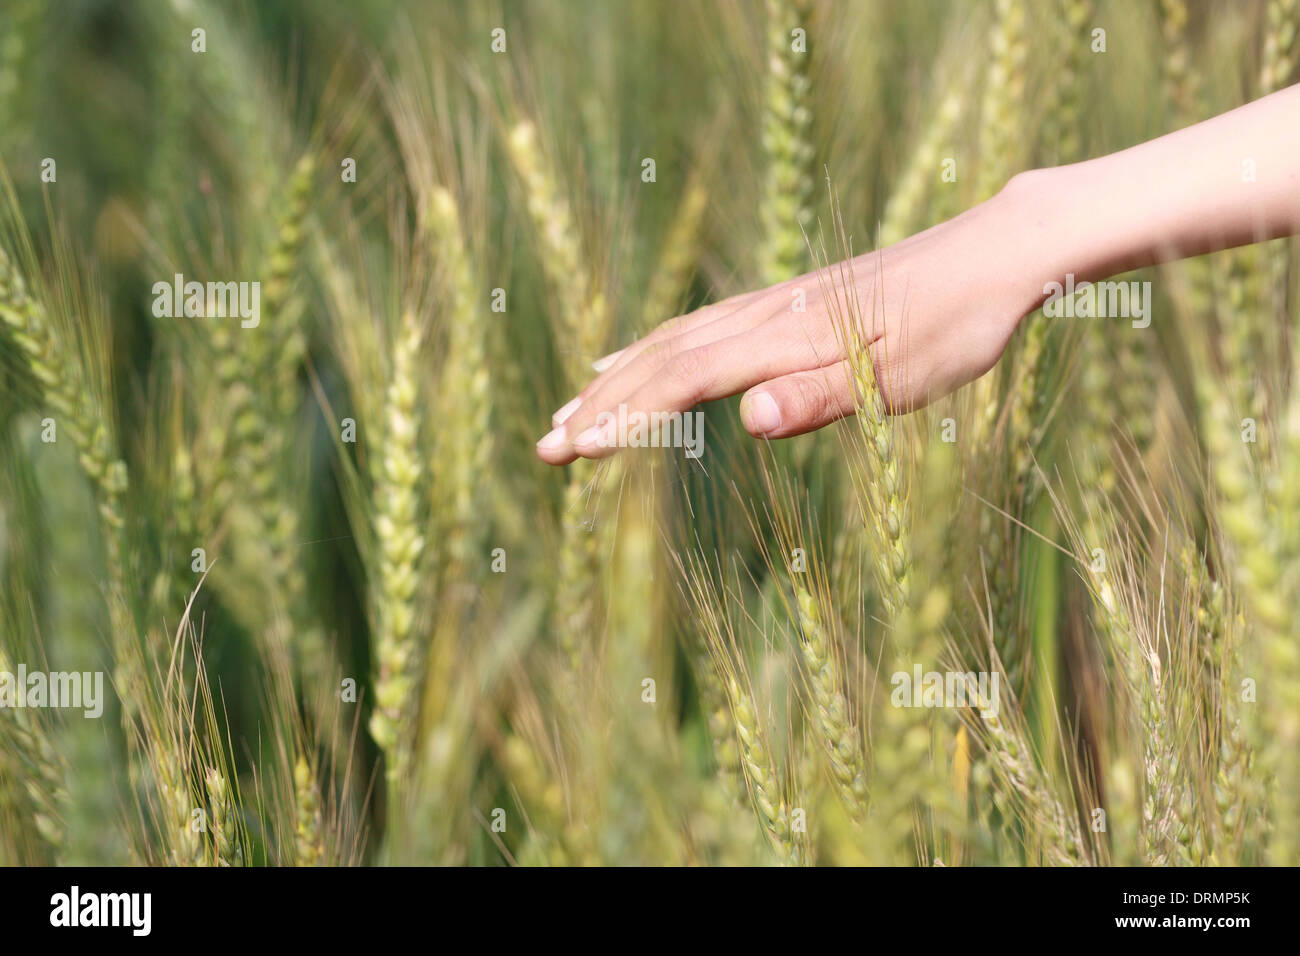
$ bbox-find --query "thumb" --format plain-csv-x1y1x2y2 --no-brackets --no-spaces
738,363,858,439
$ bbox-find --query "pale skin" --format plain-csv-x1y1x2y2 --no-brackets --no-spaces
536,84,1300,464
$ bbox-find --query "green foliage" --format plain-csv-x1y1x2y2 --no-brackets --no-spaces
0,0,1296,866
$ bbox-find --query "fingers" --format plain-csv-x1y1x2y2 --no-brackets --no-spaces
548,299,759,429
538,317,843,464
738,362,859,439
550,286,776,427
565,307,778,424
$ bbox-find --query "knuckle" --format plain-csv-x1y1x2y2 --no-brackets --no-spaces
790,374,835,425
656,314,689,340
640,338,674,368
666,347,713,399
871,342,911,412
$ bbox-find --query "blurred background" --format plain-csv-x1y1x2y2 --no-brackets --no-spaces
1,0,1296,866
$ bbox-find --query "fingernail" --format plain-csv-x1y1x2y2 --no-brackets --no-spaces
573,419,616,452
552,396,582,426
742,391,782,435
536,426,567,452
592,348,625,373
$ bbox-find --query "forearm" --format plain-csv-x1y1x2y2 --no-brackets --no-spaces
1010,83,1300,295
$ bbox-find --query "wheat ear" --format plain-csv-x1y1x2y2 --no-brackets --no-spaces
0,245,140,713
879,89,964,249
757,0,815,284
504,119,613,671
976,693,1084,866
204,767,243,866
368,310,427,790
1200,375,1299,864
293,754,327,866
427,186,492,576
793,583,868,820
976,0,1028,201
1261,0,1298,95
0,248,127,539
0,650,68,857
504,120,609,384
870,588,954,862
727,676,796,861
642,178,709,328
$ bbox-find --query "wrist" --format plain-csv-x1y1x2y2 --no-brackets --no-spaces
986,166,1073,318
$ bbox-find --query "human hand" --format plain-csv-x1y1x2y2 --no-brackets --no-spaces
536,174,1051,464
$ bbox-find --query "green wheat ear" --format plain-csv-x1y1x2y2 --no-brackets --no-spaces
879,88,964,249
976,0,1028,201
870,587,952,863
642,177,709,330
504,119,609,386
0,247,128,537
203,153,328,695
793,582,868,822
0,650,68,860
1200,371,1300,865
294,754,327,867
757,0,815,285
204,767,244,866
427,186,493,578
1262,0,1299,92
368,309,427,792
1159,0,1199,122
726,675,797,861
504,116,614,674
1043,0,1093,167
0,239,141,719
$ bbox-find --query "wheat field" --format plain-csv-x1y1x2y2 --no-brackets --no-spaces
0,0,1297,868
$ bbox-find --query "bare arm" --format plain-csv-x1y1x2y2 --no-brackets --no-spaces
1034,83,1300,283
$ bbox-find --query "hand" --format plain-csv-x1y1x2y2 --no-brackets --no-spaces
536,173,1052,464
